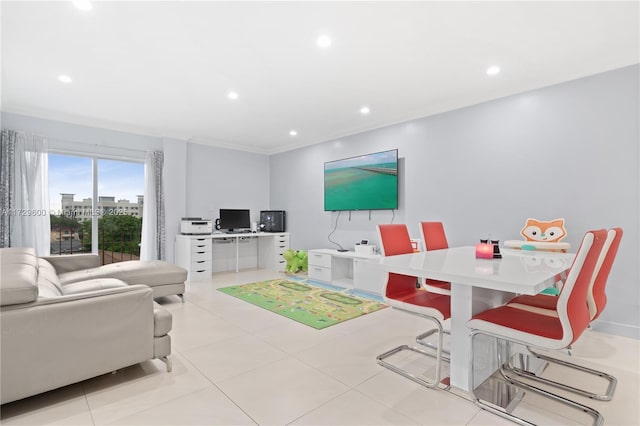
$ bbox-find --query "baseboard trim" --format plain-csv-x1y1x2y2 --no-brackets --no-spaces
591,320,640,340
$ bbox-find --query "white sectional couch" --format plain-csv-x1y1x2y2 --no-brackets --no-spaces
0,248,181,405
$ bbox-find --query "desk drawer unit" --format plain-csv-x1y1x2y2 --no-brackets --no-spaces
273,233,289,270
175,236,212,281
257,233,290,270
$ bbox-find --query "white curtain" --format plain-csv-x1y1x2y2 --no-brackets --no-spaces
0,130,17,247
11,132,50,255
140,150,165,260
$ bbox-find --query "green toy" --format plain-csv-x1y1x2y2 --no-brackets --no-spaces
283,249,308,273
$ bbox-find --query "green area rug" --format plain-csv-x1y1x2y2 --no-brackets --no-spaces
218,278,387,329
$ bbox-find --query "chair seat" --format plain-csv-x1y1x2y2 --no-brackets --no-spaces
385,290,450,320
425,279,451,291
469,305,564,342
508,293,559,311
424,278,451,295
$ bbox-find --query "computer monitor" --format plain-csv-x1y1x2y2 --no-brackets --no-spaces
219,209,251,232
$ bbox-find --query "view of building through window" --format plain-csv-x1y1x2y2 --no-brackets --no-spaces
49,154,144,264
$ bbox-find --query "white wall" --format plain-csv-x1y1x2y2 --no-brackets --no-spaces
184,142,270,228
270,65,640,339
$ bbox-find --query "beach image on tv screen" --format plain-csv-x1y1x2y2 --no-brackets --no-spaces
324,150,398,211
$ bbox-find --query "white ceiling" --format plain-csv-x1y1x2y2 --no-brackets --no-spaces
2,1,639,154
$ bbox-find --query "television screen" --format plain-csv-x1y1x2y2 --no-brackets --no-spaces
324,149,398,211
219,209,251,231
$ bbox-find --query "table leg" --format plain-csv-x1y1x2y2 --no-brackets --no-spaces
235,236,239,273
449,283,513,391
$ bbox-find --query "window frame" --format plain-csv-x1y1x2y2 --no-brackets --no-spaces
48,149,144,256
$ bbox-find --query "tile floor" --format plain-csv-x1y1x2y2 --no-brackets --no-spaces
1,269,639,425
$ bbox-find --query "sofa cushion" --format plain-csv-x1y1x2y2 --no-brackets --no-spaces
0,248,38,306
36,258,64,298
61,278,128,295
59,260,187,288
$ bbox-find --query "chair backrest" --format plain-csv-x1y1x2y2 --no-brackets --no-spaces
377,224,418,299
556,229,607,346
377,224,414,256
588,228,623,320
419,222,449,251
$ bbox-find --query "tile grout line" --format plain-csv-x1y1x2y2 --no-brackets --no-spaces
81,382,97,426
176,348,260,426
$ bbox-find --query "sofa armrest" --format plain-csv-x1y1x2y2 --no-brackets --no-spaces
1,284,156,404
40,254,100,274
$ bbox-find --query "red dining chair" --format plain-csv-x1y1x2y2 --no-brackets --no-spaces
416,222,453,353
467,229,607,426
503,227,622,401
419,221,451,295
376,224,451,389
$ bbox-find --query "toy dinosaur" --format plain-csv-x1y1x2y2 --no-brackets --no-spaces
283,249,308,273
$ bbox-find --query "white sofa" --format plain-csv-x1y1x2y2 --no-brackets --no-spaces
0,248,175,405
42,253,187,300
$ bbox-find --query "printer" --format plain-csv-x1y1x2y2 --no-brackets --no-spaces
180,217,212,235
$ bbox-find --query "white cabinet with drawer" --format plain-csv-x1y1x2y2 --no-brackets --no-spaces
258,232,290,270
175,235,212,281
308,249,353,288
308,250,333,283
307,248,384,295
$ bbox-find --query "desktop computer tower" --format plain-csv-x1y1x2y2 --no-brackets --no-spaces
260,210,286,232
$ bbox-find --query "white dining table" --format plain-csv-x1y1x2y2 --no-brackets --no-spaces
371,246,575,392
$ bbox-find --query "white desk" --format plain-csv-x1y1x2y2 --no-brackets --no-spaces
176,233,289,278
372,246,574,391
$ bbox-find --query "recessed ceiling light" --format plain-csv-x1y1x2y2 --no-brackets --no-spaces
72,1,92,11
360,106,371,115
227,91,239,100
58,74,73,84
289,130,298,136
486,65,501,76
317,35,332,48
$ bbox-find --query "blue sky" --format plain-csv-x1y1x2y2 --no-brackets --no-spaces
49,154,144,214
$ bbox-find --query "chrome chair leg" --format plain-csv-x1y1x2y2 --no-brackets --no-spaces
469,330,604,426
503,346,617,401
416,328,451,359
377,310,448,389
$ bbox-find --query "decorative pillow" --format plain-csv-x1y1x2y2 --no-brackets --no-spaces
520,218,567,243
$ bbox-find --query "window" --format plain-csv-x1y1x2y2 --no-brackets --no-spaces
49,153,144,264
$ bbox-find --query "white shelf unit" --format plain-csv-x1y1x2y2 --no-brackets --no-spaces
307,249,385,295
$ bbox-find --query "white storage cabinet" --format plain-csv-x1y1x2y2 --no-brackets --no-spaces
175,235,212,281
258,232,290,270
307,249,385,295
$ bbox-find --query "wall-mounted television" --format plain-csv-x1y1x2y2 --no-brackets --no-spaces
324,149,398,211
